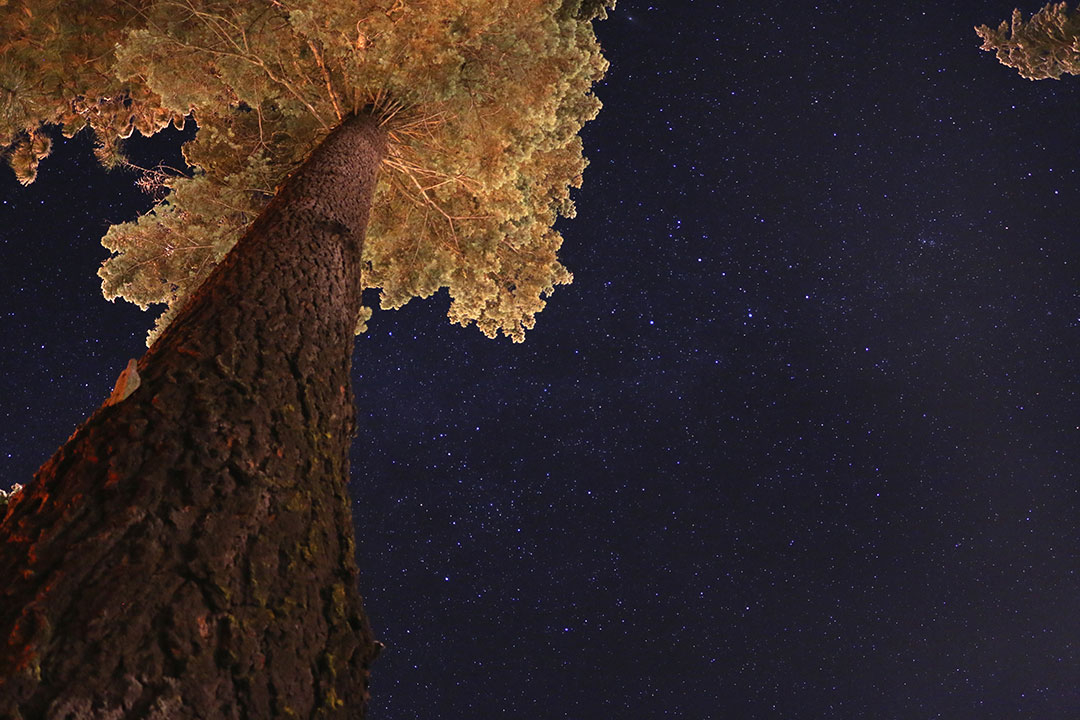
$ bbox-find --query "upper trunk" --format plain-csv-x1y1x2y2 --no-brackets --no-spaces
0,111,386,719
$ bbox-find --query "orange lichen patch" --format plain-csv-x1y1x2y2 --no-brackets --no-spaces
2,529,32,545
7,641,38,675
76,446,101,464
6,609,45,674
105,470,123,488
37,576,60,597
28,489,49,510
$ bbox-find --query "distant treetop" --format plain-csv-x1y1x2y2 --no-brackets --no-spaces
976,2,1080,80
0,0,615,342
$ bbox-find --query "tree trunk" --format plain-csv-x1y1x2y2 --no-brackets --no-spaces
0,111,386,719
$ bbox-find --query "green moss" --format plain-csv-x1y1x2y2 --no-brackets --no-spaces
319,651,337,679
284,491,310,514
214,583,233,603
330,583,346,618
324,687,344,710
300,538,319,561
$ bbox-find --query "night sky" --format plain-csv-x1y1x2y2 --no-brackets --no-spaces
3,1,1080,717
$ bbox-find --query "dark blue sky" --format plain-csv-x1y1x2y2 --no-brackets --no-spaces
3,1,1080,717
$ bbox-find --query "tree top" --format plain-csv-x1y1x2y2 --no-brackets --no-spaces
1,0,615,342
976,2,1080,80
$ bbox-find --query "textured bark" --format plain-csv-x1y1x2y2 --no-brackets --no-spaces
0,111,386,719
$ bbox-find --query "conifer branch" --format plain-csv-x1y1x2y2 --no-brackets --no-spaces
307,39,343,122
136,1,332,128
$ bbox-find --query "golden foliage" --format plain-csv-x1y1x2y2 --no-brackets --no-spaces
2,0,615,342
977,2,1080,80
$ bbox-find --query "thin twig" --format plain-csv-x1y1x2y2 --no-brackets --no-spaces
307,39,343,121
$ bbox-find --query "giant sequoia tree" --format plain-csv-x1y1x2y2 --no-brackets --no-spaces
0,0,612,716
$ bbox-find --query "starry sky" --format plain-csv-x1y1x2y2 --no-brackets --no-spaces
3,1,1080,717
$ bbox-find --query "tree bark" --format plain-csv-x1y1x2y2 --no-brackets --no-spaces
0,111,386,719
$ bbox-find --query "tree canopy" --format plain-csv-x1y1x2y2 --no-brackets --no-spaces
1,0,614,342
976,2,1080,80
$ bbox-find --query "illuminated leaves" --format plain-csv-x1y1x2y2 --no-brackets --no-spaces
977,3,1080,80
0,60,36,132
7,127,49,184
2,0,614,342
100,174,246,314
